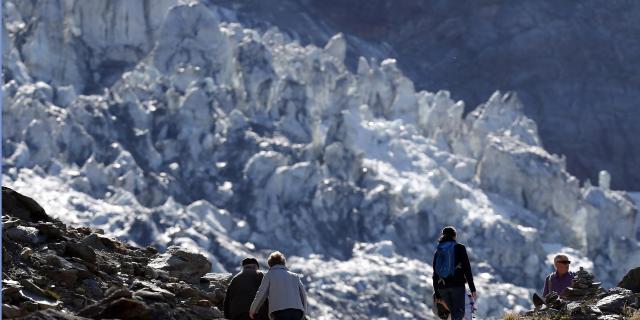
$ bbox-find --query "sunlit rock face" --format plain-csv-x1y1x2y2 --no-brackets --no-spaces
3,1,639,319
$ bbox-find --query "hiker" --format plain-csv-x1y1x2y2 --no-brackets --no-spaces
532,254,575,307
224,257,269,320
432,226,477,320
249,251,308,320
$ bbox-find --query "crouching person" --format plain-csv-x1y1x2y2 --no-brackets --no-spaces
250,251,308,320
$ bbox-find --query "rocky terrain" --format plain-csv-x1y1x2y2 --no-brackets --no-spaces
516,268,640,320
3,1,640,319
2,186,230,319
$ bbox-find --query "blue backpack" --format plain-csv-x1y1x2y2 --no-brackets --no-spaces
434,241,456,279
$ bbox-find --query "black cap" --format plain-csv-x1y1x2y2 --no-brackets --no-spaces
242,258,259,266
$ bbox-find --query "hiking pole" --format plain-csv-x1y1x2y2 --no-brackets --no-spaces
467,291,477,319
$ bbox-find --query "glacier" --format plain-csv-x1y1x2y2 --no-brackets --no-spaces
2,1,639,319
212,0,640,192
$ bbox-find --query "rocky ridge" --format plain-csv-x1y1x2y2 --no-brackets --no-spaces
2,186,230,320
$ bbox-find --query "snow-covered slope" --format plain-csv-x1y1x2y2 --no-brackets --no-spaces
3,1,639,319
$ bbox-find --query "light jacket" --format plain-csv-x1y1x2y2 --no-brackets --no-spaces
250,264,308,316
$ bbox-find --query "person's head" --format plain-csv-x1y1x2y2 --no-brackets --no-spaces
267,251,286,267
439,226,457,242
241,257,259,271
553,254,571,274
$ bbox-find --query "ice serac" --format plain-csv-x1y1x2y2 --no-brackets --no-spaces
3,0,176,93
3,1,639,319
324,33,347,64
153,2,233,84
213,0,640,191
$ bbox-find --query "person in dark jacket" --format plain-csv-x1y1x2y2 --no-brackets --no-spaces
432,226,477,320
224,258,269,320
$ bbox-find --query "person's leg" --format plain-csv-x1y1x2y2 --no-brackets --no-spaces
282,309,303,320
445,287,466,320
271,309,304,320
231,313,250,320
532,292,545,308
438,288,453,318
232,313,252,320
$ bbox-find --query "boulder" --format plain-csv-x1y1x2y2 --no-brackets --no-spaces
2,187,50,222
36,222,66,240
65,242,96,264
98,298,151,320
6,226,42,244
79,233,121,252
618,267,640,293
148,246,212,284
596,288,637,314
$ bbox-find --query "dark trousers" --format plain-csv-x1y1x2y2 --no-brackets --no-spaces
270,308,304,320
439,287,465,320
231,312,251,320
232,313,251,320
232,312,268,320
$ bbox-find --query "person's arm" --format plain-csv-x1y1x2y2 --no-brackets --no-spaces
543,275,550,296
223,277,235,318
298,276,308,314
250,272,270,315
432,252,442,299
460,245,476,293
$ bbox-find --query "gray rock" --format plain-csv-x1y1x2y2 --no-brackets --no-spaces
596,289,637,314
20,247,34,260
65,242,96,264
567,301,602,317
148,246,212,284
2,187,50,222
2,303,27,318
36,222,66,240
98,298,150,320
6,226,42,244
618,267,640,293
